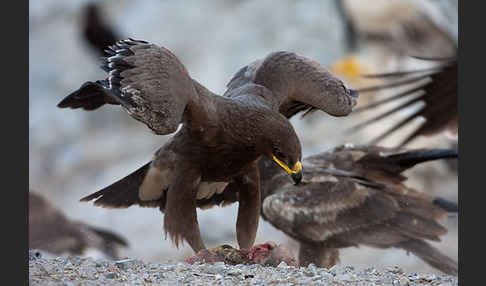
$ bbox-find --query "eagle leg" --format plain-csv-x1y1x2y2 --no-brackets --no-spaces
235,164,261,250
163,164,205,253
298,241,340,268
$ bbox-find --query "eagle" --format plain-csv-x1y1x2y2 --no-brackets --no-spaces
29,191,128,259
349,57,457,146
57,39,357,253
257,144,458,275
81,3,122,56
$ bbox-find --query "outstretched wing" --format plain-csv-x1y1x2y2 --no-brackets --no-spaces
224,51,359,118
348,58,457,146
58,39,213,135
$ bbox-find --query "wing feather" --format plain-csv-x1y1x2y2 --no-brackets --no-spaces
349,60,457,146
59,39,212,135
224,51,358,118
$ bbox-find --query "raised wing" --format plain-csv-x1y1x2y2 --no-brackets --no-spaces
348,58,457,146
58,39,213,135
224,51,359,118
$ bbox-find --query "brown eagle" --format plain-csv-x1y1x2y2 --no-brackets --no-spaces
257,144,458,275
81,3,122,56
29,191,128,259
58,39,357,253
349,57,457,146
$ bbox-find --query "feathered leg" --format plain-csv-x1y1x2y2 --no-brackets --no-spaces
163,163,205,253
235,164,261,250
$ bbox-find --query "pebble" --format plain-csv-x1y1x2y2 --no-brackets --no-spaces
28,255,459,286
398,276,410,285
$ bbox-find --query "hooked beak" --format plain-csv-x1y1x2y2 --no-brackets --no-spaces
272,156,303,185
291,171,303,185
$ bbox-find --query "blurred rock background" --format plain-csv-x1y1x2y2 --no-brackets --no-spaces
29,0,458,274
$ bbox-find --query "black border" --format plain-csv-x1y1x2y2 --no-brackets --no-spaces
8,0,28,285
458,0,482,284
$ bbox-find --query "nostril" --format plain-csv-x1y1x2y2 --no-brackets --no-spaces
349,89,359,98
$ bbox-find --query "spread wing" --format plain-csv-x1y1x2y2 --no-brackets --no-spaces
261,145,457,274
58,39,214,135
223,51,359,118
348,59,457,146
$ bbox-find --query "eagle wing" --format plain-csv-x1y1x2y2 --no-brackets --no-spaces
223,51,358,118
58,39,214,135
349,59,457,146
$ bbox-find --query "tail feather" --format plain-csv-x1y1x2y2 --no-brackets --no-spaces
87,226,129,247
80,162,156,208
384,149,458,170
433,197,458,213
398,239,458,276
86,225,129,259
357,148,458,177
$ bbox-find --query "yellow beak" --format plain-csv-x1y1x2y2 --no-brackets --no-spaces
272,156,303,184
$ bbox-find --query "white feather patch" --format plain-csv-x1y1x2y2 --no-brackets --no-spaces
139,167,173,201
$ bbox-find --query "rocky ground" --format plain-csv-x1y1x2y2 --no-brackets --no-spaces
29,254,458,286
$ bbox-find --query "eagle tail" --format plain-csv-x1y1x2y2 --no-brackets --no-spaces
433,197,458,213
86,225,129,259
80,162,152,208
384,148,458,170
398,239,458,276
357,148,458,178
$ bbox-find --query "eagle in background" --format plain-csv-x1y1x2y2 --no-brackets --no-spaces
29,191,128,259
257,144,458,275
81,2,122,56
58,39,357,254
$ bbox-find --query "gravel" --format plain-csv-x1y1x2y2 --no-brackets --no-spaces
29,252,458,285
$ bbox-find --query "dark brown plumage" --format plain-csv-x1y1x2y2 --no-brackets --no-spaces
82,3,121,56
257,144,458,275
349,58,457,146
29,191,128,259
58,39,357,253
